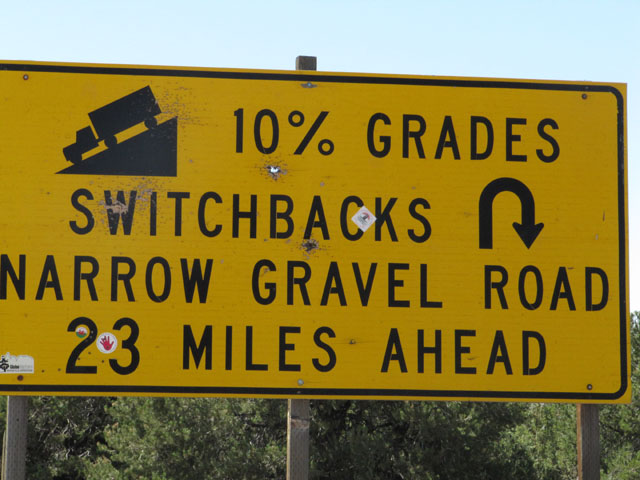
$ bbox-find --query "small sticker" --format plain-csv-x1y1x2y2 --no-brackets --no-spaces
0,352,34,374
76,326,88,338
97,333,118,354
351,206,376,232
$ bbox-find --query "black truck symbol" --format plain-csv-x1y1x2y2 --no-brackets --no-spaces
63,86,161,164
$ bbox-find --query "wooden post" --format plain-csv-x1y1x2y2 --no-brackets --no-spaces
287,398,310,480
577,404,600,480
295,55,317,71
1,429,6,477
2,396,28,480
285,54,316,480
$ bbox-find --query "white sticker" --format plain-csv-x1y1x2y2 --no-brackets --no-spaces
0,352,34,374
75,326,89,338
96,333,118,354
351,206,376,232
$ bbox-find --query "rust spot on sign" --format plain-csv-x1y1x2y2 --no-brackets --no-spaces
100,199,128,215
259,265,272,277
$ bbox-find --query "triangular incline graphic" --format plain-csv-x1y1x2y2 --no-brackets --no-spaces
58,117,177,176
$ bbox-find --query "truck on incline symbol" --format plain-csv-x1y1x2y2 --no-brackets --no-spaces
63,86,161,164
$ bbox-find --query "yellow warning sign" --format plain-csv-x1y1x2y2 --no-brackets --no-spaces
0,61,629,402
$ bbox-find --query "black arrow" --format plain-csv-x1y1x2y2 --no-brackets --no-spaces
479,177,544,249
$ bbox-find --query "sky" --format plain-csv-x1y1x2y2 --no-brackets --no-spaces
0,0,638,311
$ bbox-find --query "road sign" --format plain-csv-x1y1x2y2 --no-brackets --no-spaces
0,61,628,402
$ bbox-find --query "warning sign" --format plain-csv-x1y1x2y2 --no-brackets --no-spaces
0,61,629,402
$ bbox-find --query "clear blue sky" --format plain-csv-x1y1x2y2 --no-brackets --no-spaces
1,0,638,311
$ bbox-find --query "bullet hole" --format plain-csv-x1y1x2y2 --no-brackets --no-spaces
301,238,319,253
265,164,287,180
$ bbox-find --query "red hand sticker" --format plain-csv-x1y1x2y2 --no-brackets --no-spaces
96,332,118,354
100,335,114,351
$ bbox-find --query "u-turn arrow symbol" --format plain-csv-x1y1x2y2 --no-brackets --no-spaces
478,177,544,249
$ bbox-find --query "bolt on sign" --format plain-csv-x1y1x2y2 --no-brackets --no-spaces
0,61,629,403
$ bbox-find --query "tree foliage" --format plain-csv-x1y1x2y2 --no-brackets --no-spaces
310,400,535,479
26,396,113,479
83,397,287,480
504,403,577,479
599,312,640,479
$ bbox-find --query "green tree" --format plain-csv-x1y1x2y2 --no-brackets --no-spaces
599,311,640,479
84,397,535,480
503,402,577,479
310,399,536,479
25,396,114,479
83,397,287,480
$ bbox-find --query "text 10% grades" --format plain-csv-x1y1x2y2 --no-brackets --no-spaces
234,108,335,156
